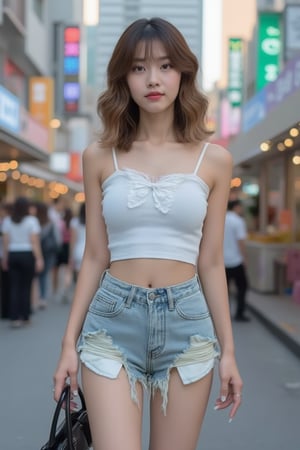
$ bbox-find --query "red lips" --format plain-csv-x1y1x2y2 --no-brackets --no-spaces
146,91,164,99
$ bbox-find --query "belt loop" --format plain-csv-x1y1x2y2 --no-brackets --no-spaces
166,287,175,311
125,286,136,308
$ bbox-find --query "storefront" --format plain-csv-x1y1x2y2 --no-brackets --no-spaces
0,84,48,195
228,54,300,293
0,84,83,202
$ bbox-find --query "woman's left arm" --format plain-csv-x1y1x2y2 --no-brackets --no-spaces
197,145,243,422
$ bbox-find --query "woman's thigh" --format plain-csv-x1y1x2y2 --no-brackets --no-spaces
82,365,144,450
149,368,213,450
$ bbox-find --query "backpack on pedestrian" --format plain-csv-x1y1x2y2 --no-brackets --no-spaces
41,222,60,255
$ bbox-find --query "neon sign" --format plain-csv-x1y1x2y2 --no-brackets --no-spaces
63,26,80,113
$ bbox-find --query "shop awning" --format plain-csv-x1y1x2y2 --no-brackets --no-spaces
229,77,300,166
19,162,83,192
0,128,49,162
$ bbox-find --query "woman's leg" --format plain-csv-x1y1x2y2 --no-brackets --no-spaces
82,365,144,450
7,253,21,322
38,256,53,307
30,277,39,313
0,267,10,319
38,269,47,300
19,252,35,320
149,368,213,450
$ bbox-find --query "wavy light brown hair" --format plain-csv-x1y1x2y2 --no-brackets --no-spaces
97,17,212,151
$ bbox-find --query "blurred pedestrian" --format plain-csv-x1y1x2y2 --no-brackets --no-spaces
53,17,243,450
48,197,65,233
224,199,250,322
48,197,64,296
1,196,43,327
28,200,41,312
0,201,13,319
55,207,73,303
36,201,60,309
69,202,86,282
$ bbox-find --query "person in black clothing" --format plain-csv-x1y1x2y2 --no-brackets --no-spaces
223,200,250,322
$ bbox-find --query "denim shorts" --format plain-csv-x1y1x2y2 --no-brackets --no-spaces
77,271,219,414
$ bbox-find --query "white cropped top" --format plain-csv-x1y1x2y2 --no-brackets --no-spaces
102,143,210,265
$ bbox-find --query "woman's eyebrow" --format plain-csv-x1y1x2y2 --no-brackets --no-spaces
132,55,170,62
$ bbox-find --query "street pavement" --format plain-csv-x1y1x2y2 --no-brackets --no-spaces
0,298,300,450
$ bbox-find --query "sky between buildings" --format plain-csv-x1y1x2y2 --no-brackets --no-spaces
202,0,222,91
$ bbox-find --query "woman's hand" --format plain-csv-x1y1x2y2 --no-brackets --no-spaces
214,353,243,422
53,344,79,403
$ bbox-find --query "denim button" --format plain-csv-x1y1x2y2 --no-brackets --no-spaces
148,292,156,300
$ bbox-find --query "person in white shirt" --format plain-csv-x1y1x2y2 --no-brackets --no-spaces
2,197,44,327
223,199,250,322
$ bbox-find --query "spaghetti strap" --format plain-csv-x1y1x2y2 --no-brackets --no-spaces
112,148,119,171
193,142,209,174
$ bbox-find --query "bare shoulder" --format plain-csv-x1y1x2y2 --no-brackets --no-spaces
83,141,113,181
206,143,233,168
83,141,107,161
200,143,233,189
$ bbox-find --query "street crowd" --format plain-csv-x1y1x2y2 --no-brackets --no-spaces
0,196,86,327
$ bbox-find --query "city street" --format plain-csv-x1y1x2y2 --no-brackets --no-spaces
0,299,299,450
1,2,300,449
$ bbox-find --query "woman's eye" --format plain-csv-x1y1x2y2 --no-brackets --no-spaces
161,63,172,70
132,65,145,72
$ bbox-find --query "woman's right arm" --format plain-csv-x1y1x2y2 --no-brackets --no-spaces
53,143,110,400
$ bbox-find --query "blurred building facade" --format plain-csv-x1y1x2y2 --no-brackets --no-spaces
210,0,300,293
0,0,90,204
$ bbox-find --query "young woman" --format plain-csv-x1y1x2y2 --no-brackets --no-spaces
53,18,243,450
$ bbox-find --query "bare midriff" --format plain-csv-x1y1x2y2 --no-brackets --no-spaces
109,259,196,288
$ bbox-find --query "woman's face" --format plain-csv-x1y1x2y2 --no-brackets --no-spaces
126,39,181,114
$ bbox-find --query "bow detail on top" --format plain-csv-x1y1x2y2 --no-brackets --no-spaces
125,169,186,214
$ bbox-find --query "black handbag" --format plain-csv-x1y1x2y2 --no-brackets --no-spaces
40,385,92,450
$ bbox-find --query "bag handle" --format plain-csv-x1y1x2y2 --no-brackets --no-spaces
47,385,86,450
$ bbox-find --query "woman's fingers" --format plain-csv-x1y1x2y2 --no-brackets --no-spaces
228,391,242,422
219,376,230,403
214,382,243,421
53,347,79,402
52,369,68,402
69,371,79,398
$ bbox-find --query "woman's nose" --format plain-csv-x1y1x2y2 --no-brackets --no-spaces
146,68,160,87
147,80,159,87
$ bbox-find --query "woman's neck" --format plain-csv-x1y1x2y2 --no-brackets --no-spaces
137,110,176,145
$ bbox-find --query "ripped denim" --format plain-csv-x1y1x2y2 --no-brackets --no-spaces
77,271,219,415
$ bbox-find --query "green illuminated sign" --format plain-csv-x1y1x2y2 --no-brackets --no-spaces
228,38,243,107
256,12,281,91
